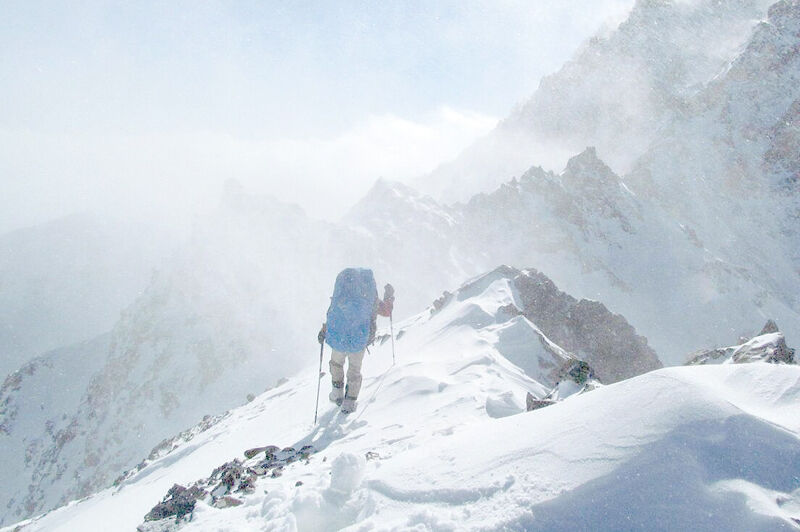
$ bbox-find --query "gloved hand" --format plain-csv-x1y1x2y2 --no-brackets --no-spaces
383,283,395,303
318,323,326,345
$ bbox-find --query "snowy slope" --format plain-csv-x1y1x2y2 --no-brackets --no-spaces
6,0,800,524
0,184,467,525
7,275,800,531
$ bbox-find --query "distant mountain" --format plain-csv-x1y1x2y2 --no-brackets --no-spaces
0,335,111,521
350,146,800,366
0,213,170,377
5,0,800,525
402,0,800,363
422,0,775,203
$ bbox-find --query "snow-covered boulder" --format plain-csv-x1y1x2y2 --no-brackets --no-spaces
527,359,602,411
688,321,796,365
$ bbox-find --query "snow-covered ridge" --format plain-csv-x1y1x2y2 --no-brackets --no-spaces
357,146,800,368
448,265,662,383
6,0,800,525
7,273,799,530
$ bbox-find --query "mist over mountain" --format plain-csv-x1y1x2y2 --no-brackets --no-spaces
3,0,800,529
0,214,171,377
421,0,776,202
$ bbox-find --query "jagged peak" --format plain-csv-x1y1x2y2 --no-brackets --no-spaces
344,178,452,229
562,147,618,181
759,319,781,335
454,265,521,296
362,178,426,202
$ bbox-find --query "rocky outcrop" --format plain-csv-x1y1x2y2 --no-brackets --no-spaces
526,359,602,411
687,320,796,365
447,265,661,384
510,268,662,383
138,445,316,531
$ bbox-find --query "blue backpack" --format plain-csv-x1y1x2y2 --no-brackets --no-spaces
326,268,378,353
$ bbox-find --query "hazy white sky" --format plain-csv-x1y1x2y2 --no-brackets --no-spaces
0,0,635,233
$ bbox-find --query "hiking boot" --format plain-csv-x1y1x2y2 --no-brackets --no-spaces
329,385,344,406
341,396,357,414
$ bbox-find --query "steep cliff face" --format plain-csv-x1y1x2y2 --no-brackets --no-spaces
507,267,661,383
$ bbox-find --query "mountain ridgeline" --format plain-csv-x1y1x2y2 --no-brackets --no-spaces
3,0,800,526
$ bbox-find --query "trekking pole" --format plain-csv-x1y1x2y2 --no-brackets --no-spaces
390,313,396,365
314,332,324,424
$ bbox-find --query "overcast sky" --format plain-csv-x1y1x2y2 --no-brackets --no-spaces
0,0,635,233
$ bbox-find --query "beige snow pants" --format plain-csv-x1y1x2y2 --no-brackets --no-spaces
330,349,365,399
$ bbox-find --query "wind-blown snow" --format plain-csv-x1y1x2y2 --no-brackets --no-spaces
5,0,800,527
7,277,800,531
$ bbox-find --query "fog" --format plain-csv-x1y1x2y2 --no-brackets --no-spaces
8,0,800,526
1,0,634,233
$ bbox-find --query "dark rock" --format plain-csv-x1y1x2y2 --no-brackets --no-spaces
144,484,205,522
559,359,595,385
276,447,297,463
511,267,661,383
208,460,256,499
497,303,523,318
298,445,316,460
526,392,557,411
759,319,780,335
432,291,454,314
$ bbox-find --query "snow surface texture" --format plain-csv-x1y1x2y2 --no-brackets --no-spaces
6,275,800,531
0,261,544,521
5,0,800,525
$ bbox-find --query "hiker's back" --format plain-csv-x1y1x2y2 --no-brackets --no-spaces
326,268,378,353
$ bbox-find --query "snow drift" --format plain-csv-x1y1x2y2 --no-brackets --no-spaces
6,271,799,531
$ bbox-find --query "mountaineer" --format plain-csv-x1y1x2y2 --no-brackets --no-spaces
318,268,394,414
